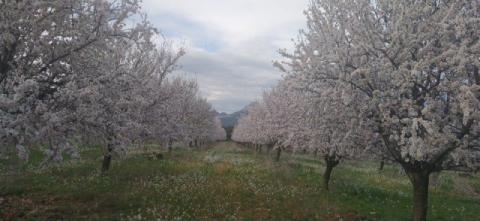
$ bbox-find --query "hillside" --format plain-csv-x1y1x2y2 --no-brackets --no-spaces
216,102,256,128
215,103,255,140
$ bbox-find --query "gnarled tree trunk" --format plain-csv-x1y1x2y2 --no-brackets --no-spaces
408,171,430,221
101,140,114,174
323,156,339,191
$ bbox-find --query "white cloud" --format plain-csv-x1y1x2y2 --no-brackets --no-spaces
141,0,308,113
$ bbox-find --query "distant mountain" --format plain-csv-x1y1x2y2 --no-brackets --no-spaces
215,103,255,140
216,103,253,128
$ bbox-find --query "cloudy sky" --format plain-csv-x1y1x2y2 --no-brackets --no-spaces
141,0,308,113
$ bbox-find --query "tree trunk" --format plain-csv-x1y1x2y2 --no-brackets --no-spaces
409,171,430,221
323,162,334,191
101,142,113,174
275,147,281,162
101,153,112,174
378,160,385,171
168,140,173,153
323,157,339,191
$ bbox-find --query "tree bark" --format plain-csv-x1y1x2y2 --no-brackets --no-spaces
323,162,334,191
378,160,385,171
101,141,113,174
168,140,173,153
323,157,338,191
409,171,430,221
275,147,282,162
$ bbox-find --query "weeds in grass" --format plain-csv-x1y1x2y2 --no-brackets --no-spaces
1,142,479,220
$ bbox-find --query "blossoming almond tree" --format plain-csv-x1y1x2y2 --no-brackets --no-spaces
78,34,182,172
232,102,269,150
282,0,480,220
139,76,225,151
212,117,227,141
305,86,368,190
235,75,367,189
0,0,148,161
0,0,225,173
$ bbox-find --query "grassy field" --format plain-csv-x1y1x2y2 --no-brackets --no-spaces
1,142,479,221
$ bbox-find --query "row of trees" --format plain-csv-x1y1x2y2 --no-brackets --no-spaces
233,0,479,220
0,0,225,171
232,78,368,189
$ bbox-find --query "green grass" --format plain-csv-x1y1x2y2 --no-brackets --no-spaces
1,142,479,220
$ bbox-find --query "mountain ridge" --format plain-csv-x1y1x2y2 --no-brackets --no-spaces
215,103,255,139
